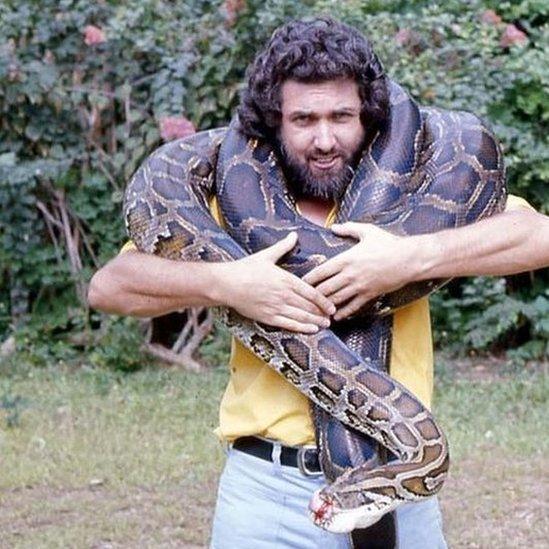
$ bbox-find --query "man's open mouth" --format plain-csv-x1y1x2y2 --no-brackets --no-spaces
310,155,340,170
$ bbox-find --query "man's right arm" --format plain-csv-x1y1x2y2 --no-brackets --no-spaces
88,233,335,333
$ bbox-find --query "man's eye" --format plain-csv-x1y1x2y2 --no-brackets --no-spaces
333,112,352,121
294,115,311,124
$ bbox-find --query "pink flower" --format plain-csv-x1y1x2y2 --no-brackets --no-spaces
394,29,424,55
480,10,502,25
500,24,528,48
84,25,106,46
395,29,413,46
224,0,246,27
158,116,196,141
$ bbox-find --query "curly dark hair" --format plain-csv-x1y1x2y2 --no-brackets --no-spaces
238,16,389,140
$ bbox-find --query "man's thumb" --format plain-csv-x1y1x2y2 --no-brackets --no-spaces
258,232,298,262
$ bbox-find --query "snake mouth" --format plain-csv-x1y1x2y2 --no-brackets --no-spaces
309,489,397,533
309,490,335,529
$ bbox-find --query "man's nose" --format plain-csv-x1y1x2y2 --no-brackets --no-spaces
313,122,336,152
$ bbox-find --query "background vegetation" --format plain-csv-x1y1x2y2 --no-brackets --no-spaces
0,0,547,367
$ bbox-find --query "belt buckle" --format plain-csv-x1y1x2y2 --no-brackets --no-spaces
297,447,322,477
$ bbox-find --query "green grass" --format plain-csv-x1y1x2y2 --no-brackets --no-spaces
0,363,228,490
435,362,548,459
0,357,547,547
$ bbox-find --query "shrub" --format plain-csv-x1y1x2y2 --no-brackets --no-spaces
0,0,546,362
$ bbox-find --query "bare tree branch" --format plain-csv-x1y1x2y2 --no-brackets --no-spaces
36,199,64,265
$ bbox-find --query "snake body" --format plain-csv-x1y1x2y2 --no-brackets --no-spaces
124,81,506,534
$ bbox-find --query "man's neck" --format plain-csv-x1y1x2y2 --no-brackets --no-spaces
297,197,334,226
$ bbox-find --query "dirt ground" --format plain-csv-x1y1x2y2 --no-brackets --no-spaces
0,480,215,548
441,455,548,548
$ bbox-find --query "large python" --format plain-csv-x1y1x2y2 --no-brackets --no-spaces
124,80,506,537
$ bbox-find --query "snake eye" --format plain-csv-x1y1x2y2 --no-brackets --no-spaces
192,159,213,178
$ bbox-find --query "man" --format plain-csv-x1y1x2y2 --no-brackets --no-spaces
88,17,546,549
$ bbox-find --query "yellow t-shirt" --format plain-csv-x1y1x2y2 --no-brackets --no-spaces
123,194,532,446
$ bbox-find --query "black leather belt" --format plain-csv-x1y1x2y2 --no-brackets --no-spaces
232,436,322,476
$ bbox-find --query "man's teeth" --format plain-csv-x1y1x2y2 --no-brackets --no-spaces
312,156,338,166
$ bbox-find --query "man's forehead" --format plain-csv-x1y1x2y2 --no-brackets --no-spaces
280,78,361,113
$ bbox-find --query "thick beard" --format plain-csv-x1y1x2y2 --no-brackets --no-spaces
278,141,360,202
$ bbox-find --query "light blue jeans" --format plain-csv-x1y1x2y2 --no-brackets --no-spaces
210,444,447,548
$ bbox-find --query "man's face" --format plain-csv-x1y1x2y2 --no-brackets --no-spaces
278,78,365,201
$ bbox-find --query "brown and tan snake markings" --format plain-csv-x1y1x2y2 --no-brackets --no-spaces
124,80,506,533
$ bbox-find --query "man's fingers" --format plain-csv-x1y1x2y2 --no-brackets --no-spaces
328,285,357,306
270,315,322,334
256,232,298,263
289,294,332,318
292,279,336,316
331,222,365,240
334,295,368,321
282,305,331,329
316,273,349,298
302,257,343,286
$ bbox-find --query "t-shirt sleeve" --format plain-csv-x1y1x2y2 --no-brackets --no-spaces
505,194,535,212
119,241,137,253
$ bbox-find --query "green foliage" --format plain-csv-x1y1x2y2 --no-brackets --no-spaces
12,307,146,372
12,300,88,367
198,321,231,367
87,317,148,372
0,387,29,428
432,279,549,359
0,0,547,363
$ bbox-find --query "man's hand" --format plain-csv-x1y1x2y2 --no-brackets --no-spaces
89,232,335,330
218,232,336,333
303,222,414,321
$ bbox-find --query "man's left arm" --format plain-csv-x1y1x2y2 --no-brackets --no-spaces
303,205,549,321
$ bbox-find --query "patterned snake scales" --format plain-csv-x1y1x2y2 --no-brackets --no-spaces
124,81,506,533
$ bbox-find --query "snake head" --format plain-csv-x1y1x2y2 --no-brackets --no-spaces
309,487,399,533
